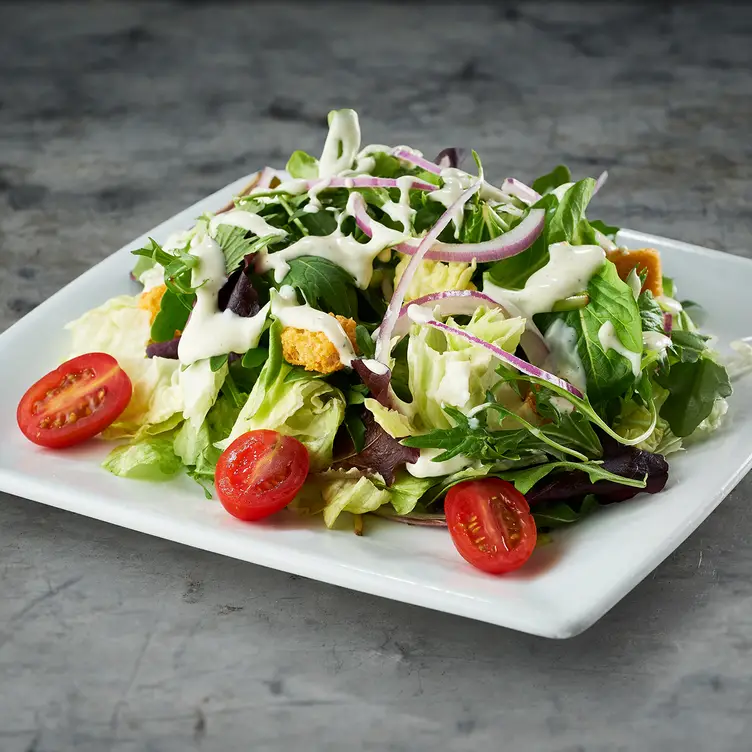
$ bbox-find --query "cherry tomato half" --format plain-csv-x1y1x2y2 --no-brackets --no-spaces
17,353,133,449
215,430,310,521
445,478,537,574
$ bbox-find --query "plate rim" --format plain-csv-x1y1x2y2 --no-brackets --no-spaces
1,173,751,639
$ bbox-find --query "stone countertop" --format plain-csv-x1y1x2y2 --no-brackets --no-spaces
1,2,751,750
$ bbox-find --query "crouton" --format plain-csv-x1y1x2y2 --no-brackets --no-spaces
606,248,663,297
281,315,359,374
138,284,167,324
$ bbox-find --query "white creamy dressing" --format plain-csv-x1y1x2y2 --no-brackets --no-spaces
162,229,195,252
255,193,407,288
271,286,356,367
643,330,672,356
483,242,606,320
139,264,166,292
406,447,473,478
380,175,418,231
360,358,389,375
406,303,437,325
542,318,588,393
177,234,270,364
432,359,476,409
598,321,641,377
429,168,472,238
347,143,392,175
209,208,287,241
318,110,362,178
626,268,642,300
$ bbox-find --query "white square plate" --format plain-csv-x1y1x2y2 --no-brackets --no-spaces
1,173,750,638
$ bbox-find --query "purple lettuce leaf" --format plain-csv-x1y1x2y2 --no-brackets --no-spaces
352,359,393,407
333,410,418,485
526,438,669,506
146,336,180,359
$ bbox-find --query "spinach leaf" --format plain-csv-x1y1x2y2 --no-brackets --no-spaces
531,165,571,195
547,178,596,245
286,150,319,179
670,330,708,364
638,289,664,335
656,358,731,437
151,288,193,342
242,347,269,370
209,354,228,372
355,324,375,359
282,256,359,318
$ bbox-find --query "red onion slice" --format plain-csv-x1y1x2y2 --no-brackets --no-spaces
392,148,442,175
663,311,673,334
500,178,541,205
593,170,608,196
374,180,482,362
353,198,545,264
424,319,584,398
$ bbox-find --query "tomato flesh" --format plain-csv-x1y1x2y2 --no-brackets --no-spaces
215,430,309,521
445,478,537,574
17,353,133,449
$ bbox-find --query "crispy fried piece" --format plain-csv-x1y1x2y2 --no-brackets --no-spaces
281,315,359,374
606,248,663,297
138,284,167,325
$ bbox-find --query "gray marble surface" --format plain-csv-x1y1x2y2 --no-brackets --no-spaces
1,2,751,750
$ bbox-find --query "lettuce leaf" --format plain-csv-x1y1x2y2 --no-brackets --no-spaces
393,254,476,302
102,434,183,481
222,321,345,470
406,307,525,430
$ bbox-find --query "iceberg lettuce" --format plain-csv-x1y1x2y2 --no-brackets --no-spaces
394,254,476,302
405,307,525,430
223,322,346,471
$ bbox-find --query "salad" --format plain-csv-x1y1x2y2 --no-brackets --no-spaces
17,109,744,575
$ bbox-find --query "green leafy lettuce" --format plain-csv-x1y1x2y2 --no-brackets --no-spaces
222,321,346,470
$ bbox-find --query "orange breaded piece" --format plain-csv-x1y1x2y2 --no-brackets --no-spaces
138,284,167,325
281,315,359,374
606,248,663,297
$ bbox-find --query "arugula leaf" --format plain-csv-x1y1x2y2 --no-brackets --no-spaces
589,219,620,240
151,288,194,343
132,238,200,297
215,228,281,274
656,358,732,437
282,256,359,318
531,165,571,195
638,289,664,335
554,261,642,403
547,178,596,245
499,460,646,495
286,150,319,179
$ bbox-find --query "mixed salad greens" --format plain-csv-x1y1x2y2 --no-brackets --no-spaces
17,109,748,574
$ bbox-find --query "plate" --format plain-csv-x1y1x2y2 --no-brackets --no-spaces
1,173,750,638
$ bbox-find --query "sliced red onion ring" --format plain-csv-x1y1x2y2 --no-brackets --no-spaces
392,148,442,175
500,178,541,205
663,311,673,334
374,180,482,362
424,319,584,398
353,198,545,263
388,289,551,367
390,290,507,340
593,170,608,196
256,166,276,190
